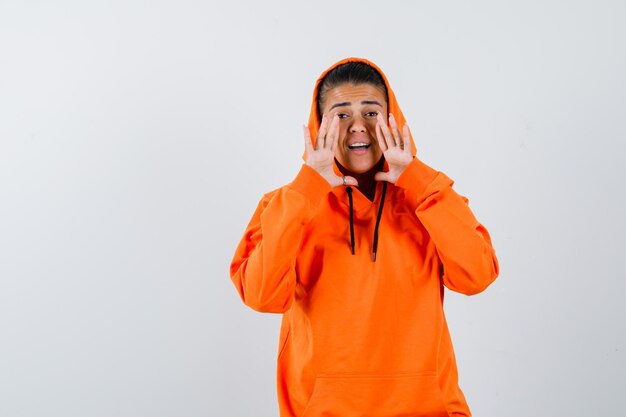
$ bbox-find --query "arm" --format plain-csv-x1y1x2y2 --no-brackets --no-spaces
230,165,331,313
375,113,499,295
395,158,499,295
230,114,349,312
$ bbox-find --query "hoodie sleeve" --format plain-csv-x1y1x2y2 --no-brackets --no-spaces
395,158,499,295
229,165,331,313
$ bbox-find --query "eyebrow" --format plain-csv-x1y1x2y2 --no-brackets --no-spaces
328,100,383,111
329,101,351,111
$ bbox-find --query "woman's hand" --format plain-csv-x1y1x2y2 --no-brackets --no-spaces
303,113,358,187
374,113,414,184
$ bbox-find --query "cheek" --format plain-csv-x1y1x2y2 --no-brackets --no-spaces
337,126,349,144
365,120,380,138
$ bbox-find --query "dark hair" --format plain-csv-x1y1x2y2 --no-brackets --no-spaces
317,62,388,118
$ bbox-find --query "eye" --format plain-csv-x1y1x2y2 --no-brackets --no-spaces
365,111,378,118
337,113,349,119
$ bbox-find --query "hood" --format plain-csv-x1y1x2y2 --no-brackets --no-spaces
305,57,417,166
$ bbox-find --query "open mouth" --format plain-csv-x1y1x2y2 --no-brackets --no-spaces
348,142,371,150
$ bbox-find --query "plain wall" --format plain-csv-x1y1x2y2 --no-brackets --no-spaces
1,1,624,416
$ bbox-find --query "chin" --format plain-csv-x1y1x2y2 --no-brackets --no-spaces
336,152,383,175
343,161,378,175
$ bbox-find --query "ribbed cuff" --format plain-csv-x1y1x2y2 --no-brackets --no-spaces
286,164,332,209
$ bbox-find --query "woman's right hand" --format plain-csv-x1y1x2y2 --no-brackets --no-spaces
303,113,358,188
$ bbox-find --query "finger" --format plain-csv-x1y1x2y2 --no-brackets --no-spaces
330,175,358,188
389,113,402,148
402,124,411,153
303,125,314,157
375,120,388,152
316,114,329,150
331,114,341,152
327,113,340,150
377,112,395,148
374,171,391,182
343,175,358,186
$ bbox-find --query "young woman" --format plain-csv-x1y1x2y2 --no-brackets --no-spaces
230,57,499,417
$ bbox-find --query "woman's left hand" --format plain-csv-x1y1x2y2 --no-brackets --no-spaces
374,113,414,184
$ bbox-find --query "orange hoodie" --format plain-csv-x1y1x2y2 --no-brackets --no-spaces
230,57,499,417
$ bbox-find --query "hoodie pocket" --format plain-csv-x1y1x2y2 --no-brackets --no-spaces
300,372,448,417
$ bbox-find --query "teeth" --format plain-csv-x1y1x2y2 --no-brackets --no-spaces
348,143,370,149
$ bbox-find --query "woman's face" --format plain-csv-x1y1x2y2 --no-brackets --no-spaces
320,83,388,175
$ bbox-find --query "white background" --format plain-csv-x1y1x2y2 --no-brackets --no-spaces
1,1,625,416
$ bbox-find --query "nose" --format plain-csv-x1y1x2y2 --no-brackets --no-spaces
349,115,367,133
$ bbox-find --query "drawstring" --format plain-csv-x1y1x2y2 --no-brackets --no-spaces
344,182,387,262
345,187,355,255
372,182,387,262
